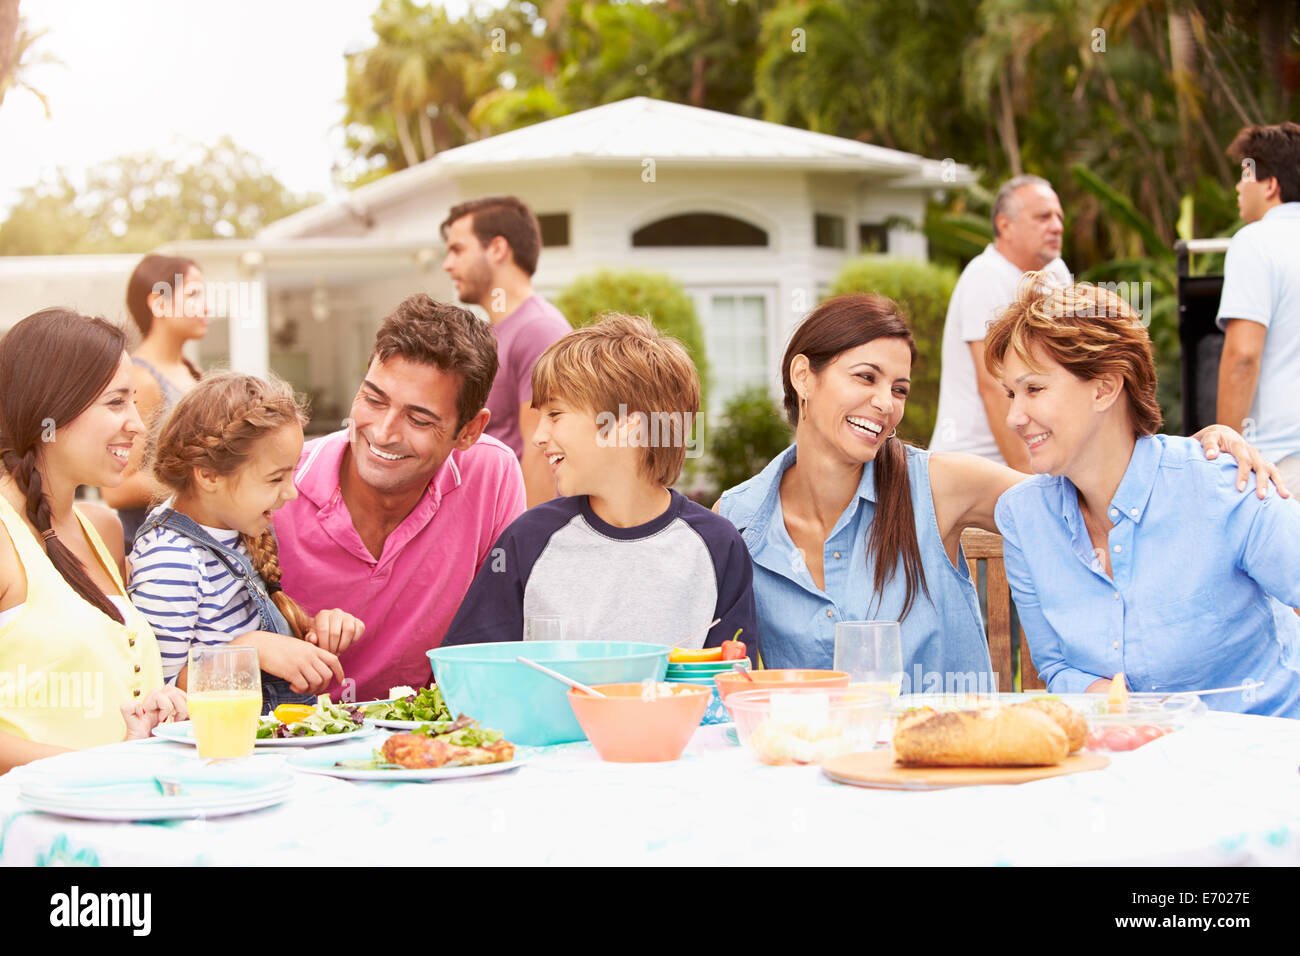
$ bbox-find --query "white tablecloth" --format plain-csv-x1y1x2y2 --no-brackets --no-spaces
2,712,1298,866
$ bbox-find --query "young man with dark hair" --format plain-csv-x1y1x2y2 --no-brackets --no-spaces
1217,122,1300,489
273,294,526,700
440,196,571,507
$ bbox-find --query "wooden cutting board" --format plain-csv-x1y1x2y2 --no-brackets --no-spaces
822,749,1110,790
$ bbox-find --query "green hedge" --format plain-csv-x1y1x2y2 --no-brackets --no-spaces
553,269,710,415
830,255,958,446
701,385,792,501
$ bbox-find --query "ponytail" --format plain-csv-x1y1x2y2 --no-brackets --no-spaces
868,435,930,620
1,449,126,626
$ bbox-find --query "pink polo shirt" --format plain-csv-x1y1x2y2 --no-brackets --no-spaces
273,429,525,701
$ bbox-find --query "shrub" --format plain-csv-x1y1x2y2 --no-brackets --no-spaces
553,269,710,414
701,385,792,501
830,255,958,446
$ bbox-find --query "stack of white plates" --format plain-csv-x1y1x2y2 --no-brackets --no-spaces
17,764,294,821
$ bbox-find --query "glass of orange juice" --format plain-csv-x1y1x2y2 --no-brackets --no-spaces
187,646,261,759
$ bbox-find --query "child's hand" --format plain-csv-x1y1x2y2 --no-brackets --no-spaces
252,633,345,694
305,608,366,655
122,686,188,741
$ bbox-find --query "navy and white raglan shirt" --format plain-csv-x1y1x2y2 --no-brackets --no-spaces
442,490,759,664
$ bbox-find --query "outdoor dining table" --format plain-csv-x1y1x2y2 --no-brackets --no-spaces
1,710,1297,866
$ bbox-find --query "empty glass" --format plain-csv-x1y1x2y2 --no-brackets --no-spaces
523,616,566,642
833,621,903,697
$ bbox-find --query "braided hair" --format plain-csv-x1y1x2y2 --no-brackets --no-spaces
152,371,312,639
0,309,131,624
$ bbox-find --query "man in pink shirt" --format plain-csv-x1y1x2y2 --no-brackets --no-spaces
441,196,571,507
274,294,526,700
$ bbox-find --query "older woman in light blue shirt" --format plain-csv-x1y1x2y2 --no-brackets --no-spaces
990,279,1300,716
716,293,1276,694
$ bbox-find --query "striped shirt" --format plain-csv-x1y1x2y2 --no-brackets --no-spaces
127,522,261,682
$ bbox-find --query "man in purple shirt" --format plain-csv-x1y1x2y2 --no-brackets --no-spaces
441,196,572,507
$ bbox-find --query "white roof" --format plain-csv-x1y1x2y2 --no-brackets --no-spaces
263,96,973,239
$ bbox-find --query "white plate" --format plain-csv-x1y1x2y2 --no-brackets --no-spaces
369,718,453,731
18,774,294,821
286,741,529,782
152,720,378,748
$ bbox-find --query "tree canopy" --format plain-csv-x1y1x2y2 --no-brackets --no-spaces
0,137,320,255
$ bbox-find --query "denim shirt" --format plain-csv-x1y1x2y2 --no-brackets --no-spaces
137,507,314,712
718,444,994,693
995,435,1300,717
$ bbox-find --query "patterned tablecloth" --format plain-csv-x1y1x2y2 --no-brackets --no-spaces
2,712,1298,866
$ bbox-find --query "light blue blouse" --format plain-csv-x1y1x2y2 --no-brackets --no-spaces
718,443,995,693
995,435,1300,717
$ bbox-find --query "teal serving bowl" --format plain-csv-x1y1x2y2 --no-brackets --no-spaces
427,641,669,746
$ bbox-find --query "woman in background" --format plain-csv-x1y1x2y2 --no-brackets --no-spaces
100,254,207,544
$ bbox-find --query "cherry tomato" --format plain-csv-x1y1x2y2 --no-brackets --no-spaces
1132,724,1167,745
1101,726,1140,751
273,703,315,724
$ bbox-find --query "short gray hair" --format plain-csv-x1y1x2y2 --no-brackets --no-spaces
992,175,1053,237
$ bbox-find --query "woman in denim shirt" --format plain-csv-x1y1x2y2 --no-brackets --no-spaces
989,279,1300,716
717,294,1283,692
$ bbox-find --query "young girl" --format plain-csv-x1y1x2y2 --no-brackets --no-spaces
102,255,209,545
128,372,365,713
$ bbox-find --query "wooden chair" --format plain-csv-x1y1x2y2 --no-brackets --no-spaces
959,528,1046,692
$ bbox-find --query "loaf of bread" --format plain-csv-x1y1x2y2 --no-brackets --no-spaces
893,706,1069,766
1012,698,1087,752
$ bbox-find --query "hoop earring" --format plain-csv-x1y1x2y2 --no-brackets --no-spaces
887,427,897,440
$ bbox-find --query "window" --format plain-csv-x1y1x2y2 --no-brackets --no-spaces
705,293,769,410
632,213,767,247
858,222,889,253
538,213,569,247
814,213,846,249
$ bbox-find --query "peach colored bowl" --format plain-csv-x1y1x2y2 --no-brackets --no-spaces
714,669,851,703
567,683,712,762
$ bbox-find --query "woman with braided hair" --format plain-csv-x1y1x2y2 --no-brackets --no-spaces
0,309,186,773
128,372,365,713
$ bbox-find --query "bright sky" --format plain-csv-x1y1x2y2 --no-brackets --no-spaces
0,0,475,216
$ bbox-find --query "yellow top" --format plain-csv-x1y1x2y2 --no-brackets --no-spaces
0,495,164,749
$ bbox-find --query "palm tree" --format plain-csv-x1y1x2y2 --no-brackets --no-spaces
0,15,60,116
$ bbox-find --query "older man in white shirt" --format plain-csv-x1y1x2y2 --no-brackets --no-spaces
930,175,1072,469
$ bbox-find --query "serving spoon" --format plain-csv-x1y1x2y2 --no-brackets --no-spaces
516,657,607,698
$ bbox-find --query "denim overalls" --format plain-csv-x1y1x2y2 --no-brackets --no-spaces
138,507,317,714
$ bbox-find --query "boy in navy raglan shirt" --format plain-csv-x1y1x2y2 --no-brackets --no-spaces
442,313,758,662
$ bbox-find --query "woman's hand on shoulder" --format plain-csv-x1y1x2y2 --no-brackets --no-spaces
928,452,1028,540
304,609,365,655
1190,424,1291,499
122,685,188,740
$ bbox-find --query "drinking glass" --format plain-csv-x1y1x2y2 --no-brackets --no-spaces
524,615,566,642
833,621,903,697
187,646,261,759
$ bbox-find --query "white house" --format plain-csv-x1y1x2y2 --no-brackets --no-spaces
0,96,971,431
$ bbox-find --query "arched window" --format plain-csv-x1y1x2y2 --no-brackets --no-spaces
632,213,768,247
